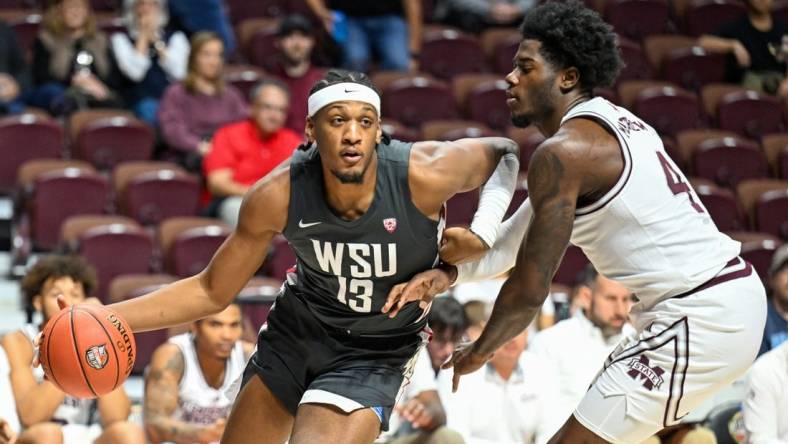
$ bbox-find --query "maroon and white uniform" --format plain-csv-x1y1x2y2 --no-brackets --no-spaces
458,97,767,443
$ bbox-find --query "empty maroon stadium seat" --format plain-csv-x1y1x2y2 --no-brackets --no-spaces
480,27,521,74
554,245,591,286
0,114,62,193
158,217,230,277
506,187,528,219
10,14,40,53
692,137,767,188
773,0,788,25
617,37,653,83
108,273,177,304
761,133,788,179
633,86,702,136
73,116,155,170
77,224,154,302
728,231,783,282
691,182,745,231
662,47,728,91
420,29,488,79
381,119,421,143
30,169,109,250
605,0,671,41
446,190,479,227
264,235,297,281
507,126,545,172
754,190,788,239
683,0,746,36
115,164,201,225
238,277,281,338
466,79,510,131
716,91,785,139
383,77,457,128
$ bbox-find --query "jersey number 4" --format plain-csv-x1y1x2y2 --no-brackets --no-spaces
337,277,373,313
656,152,705,214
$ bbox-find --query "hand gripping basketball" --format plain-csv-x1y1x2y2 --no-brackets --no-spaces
37,296,136,399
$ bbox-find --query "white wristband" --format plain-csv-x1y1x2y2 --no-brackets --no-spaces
469,152,519,247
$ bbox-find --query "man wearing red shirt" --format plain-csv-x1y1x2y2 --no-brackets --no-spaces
204,78,302,227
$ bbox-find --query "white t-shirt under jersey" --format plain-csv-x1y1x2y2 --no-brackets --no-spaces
168,333,246,426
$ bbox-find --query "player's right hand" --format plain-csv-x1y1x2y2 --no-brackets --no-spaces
197,418,226,444
382,268,454,318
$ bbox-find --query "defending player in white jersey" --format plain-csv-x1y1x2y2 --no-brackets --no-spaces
384,1,767,443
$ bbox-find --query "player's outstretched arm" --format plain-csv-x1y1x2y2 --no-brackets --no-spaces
108,165,290,333
444,137,584,390
144,344,225,444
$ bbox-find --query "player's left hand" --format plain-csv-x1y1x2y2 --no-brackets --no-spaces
382,268,454,318
439,227,489,265
441,342,492,392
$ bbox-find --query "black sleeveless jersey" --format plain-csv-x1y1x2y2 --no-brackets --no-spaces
282,139,442,337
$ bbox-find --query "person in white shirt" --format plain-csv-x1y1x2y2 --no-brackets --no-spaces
381,297,464,444
445,321,560,444
742,341,788,443
143,301,253,444
110,0,189,125
528,265,633,425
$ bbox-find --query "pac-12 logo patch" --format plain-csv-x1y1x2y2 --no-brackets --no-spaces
86,344,109,370
383,218,397,233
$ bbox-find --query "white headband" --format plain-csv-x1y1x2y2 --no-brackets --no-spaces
307,82,381,117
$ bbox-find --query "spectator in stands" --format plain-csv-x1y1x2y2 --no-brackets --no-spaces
270,14,325,135
29,0,123,115
760,244,788,356
435,0,536,33
743,341,788,443
698,0,788,101
1,255,144,444
111,0,189,126
528,265,634,423
306,0,422,72
158,31,246,170
445,318,560,444
167,0,235,57
0,20,30,115
203,79,301,227
380,296,465,444
144,301,252,444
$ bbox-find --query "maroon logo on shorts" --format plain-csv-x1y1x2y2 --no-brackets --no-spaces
383,218,397,233
85,344,109,370
627,355,665,390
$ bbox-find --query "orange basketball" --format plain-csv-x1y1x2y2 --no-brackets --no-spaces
39,304,136,399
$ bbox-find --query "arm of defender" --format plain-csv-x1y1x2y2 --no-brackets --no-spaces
108,164,290,332
144,344,221,444
2,332,66,427
472,141,580,356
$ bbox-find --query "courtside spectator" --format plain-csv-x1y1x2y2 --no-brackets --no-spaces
743,341,788,443
0,20,30,115
760,244,788,356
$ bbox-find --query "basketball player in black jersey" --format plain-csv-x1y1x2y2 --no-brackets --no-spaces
63,70,521,444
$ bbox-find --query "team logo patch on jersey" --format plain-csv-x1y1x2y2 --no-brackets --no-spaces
383,218,397,233
626,355,665,390
85,344,109,370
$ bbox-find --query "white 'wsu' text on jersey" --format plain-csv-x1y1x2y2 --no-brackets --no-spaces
562,97,740,307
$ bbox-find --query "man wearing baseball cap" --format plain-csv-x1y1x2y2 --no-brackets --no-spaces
760,244,788,356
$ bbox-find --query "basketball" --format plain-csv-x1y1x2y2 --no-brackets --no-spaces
39,304,136,399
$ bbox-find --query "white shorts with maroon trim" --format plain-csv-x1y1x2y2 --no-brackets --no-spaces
573,257,767,444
